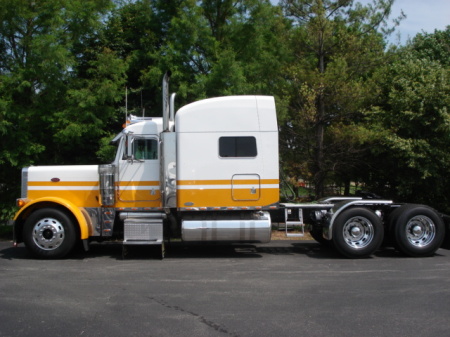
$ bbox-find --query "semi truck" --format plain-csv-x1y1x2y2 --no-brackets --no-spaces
10,73,450,259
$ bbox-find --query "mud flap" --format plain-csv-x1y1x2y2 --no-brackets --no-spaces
441,214,450,249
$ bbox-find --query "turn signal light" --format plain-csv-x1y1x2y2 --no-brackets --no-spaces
16,199,27,208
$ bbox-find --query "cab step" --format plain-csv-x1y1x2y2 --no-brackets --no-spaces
283,207,305,238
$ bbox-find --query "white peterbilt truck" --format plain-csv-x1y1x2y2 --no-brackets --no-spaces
11,73,450,259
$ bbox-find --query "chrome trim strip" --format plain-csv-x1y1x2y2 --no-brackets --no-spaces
280,203,334,210
119,212,166,220
318,196,362,203
116,207,164,211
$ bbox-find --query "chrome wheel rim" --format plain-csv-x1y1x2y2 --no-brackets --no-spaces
342,216,374,249
405,216,435,248
32,217,65,251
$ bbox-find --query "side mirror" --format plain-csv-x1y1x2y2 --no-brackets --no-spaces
126,134,134,161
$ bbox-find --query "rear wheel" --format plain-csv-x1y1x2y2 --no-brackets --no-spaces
23,208,77,259
393,205,444,257
332,208,383,258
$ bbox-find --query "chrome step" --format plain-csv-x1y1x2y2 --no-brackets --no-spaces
284,207,305,238
123,218,163,245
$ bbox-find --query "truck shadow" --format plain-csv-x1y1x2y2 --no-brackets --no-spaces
0,240,432,261
81,241,341,260
100,241,343,260
0,241,321,260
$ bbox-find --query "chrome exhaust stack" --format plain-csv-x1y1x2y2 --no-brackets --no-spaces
161,71,177,208
162,71,175,132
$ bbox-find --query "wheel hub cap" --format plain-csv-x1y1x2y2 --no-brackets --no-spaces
343,217,374,249
406,216,435,248
412,225,423,236
32,218,65,251
351,226,362,237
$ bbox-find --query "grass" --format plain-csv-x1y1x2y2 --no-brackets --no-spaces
271,229,312,240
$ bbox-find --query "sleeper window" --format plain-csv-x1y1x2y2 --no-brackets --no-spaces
219,137,257,158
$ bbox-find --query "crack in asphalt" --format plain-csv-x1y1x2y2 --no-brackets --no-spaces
148,297,240,337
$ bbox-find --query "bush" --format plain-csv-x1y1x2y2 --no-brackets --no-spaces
0,205,17,240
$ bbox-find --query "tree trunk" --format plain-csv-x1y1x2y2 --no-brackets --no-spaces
314,39,326,198
344,179,350,196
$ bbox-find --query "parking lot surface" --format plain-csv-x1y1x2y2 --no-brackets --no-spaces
1,240,450,337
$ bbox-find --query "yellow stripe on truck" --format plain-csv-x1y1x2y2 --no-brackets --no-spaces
177,179,279,185
177,179,279,208
27,181,98,202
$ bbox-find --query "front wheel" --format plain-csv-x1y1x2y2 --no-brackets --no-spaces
332,208,384,258
23,208,77,259
393,205,444,257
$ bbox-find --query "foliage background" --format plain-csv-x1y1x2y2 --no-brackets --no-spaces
0,0,449,221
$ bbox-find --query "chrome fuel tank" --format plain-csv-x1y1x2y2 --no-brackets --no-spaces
181,211,271,243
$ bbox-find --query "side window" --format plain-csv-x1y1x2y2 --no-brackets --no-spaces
133,138,158,160
219,136,257,158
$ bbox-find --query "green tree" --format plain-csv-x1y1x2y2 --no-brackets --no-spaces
363,48,450,212
411,26,450,67
52,47,128,164
0,0,116,205
137,0,291,105
102,0,168,115
279,0,403,197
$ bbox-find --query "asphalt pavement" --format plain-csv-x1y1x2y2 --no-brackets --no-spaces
1,239,450,337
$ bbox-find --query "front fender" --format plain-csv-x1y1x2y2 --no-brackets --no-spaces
14,197,91,240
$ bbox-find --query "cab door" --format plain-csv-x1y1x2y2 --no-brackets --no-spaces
117,135,160,204
232,174,261,201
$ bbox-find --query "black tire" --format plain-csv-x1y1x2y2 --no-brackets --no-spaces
23,208,77,259
332,207,384,258
393,204,444,257
309,226,331,246
383,205,405,247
